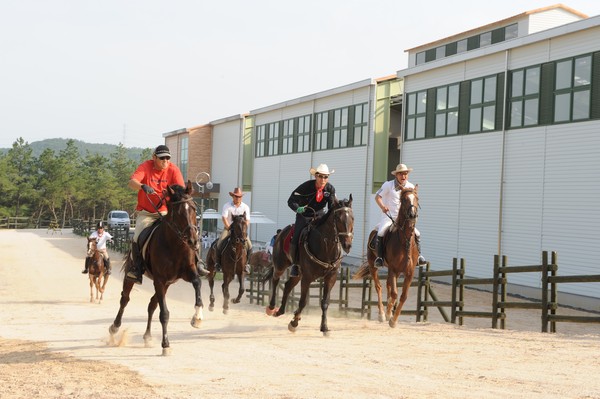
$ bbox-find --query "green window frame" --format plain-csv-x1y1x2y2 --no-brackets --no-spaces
314,111,329,151
267,122,280,156
509,66,541,128
434,83,459,137
255,124,266,158
282,119,294,154
405,90,427,140
332,107,349,148
353,103,368,146
554,54,592,123
469,75,497,133
297,115,311,152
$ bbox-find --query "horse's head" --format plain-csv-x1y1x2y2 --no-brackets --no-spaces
398,186,419,227
230,213,248,244
86,237,97,257
332,194,354,254
166,180,200,250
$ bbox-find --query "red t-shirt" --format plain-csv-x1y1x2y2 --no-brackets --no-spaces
131,160,185,213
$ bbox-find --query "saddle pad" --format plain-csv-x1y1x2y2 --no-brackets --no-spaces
283,225,295,254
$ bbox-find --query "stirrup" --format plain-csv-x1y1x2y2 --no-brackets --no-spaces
244,264,251,274
289,264,300,277
196,262,210,277
374,257,384,268
126,270,143,285
417,256,427,266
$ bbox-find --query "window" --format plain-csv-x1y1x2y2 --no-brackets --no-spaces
267,122,280,156
456,39,468,54
180,136,188,180
353,103,368,146
435,84,459,136
505,23,518,40
509,66,540,128
314,111,329,150
435,46,445,59
554,55,592,122
282,119,294,154
480,32,492,47
332,107,349,148
469,75,497,133
416,51,426,65
255,125,266,157
297,115,311,152
405,91,427,140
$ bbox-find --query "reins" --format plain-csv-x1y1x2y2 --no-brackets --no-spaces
302,205,352,269
145,190,199,251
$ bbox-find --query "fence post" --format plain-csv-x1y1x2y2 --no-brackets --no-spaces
416,265,424,322
451,258,457,324
492,255,499,329
551,251,558,333
541,251,549,333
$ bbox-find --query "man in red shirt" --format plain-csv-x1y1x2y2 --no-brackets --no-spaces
126,145,208,284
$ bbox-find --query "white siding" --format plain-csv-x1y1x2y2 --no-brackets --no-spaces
528,9,583,34
404,63,466,93
508,42,550,69
549,26,600,61
212,120,243,215
464,52,506,80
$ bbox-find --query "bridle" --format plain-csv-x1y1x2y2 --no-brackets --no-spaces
303,204,354,269
224,215,247,263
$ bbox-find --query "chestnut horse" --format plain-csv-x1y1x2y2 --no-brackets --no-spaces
353,186,419,327
265,195,354,335
248,250,272,276
206,213,248,314
109,181,204,356
86,238,108,303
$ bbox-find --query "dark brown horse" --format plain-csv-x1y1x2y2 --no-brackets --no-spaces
109,181,204,356
86,238,108,303
265,195,354,335
353,186,419,327
206,213,248,314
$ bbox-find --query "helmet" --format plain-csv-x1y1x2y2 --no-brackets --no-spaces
97,221,104,229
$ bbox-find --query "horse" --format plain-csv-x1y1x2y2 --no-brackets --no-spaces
248,250,272,276
108,181,204,356
353,186,420,327
264,195,354,335
86,237,108,303
206,213,248,314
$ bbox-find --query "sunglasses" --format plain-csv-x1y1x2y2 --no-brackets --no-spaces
157,156,171,160
316,174,329,179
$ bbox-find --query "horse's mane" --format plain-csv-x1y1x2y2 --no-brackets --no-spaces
313,198,351,227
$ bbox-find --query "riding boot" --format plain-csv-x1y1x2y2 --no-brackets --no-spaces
82,257,90,274
245,246,252,274
415,234,427,265
195,253,210,277
289,242,300,277
374,236,385,268
104,258,111,275
126,242,144,285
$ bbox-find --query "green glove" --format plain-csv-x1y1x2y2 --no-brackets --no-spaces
296,206,305,214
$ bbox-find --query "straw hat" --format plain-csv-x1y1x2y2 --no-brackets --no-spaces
309,164,335,176
390,163,413,175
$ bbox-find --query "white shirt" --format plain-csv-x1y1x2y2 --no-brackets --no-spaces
89,230,113,250
375,179,415,219
221,201,251,226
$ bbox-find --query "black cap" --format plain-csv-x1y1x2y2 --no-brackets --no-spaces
97,221,104,229
154,145,171,157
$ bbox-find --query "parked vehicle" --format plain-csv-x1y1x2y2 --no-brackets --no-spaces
107,210,130,231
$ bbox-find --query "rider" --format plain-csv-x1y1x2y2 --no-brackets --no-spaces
125,144,209,284
82,221,113,275
373,163,426,268
287,164,337,277
214,187,252,274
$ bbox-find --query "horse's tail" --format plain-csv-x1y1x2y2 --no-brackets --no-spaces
262,266,274,283
352,260,371,280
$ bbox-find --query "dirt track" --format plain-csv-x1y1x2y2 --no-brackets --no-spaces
1,229,599,399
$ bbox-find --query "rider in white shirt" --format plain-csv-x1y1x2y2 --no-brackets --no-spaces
82,221,113,275
214,187,252,273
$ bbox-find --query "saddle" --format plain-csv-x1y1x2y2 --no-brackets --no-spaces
137,219,162,260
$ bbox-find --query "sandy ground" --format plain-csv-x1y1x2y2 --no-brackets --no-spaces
1,229,599,399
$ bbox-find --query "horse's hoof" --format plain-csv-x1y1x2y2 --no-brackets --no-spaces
223,308,229,315
265,306,275,316
388,320,397,328
322,330,330,337
232,299,240,304
162,347,172,356
109,325,118,335
288,322,297,333
378,314,385,323
209,304,214,312
190,317,202,328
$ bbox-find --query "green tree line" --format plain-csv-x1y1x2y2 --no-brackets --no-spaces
0,137,152,226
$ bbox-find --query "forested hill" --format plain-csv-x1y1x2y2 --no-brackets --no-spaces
1,138,149,160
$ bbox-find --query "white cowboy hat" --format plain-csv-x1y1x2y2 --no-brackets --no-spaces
309,164,335,176
391,163,413,175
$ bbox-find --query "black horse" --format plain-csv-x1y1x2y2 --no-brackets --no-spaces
206,213,249,314
265,195,354,335
109,181,204,356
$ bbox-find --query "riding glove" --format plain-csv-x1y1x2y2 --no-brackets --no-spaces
141,184,155,194
296,206,305,214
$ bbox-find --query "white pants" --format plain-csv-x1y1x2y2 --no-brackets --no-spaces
376,215,420,238
133,210,166,241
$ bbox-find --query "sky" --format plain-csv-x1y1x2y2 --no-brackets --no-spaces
1,0,600,150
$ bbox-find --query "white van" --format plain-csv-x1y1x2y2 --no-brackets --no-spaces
107,210,130,231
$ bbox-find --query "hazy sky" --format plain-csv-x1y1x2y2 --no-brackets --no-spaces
2,0,599,149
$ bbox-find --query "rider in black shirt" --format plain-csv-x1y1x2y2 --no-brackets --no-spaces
287,164,336,277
